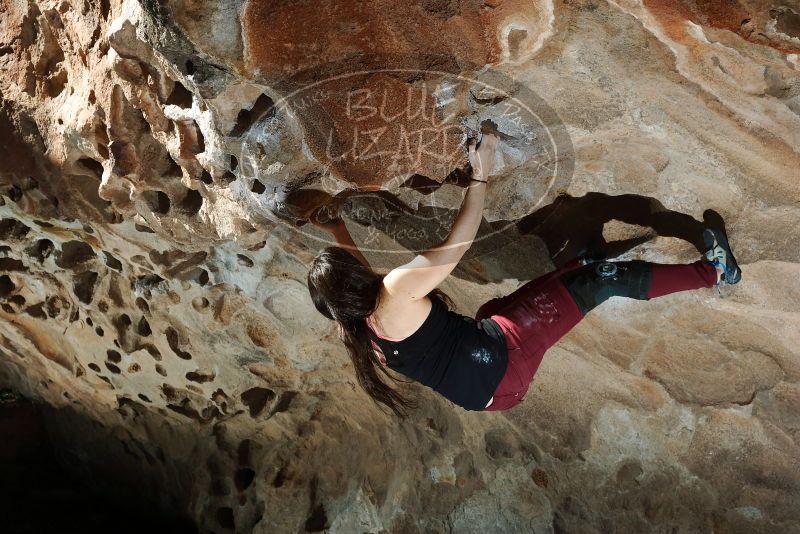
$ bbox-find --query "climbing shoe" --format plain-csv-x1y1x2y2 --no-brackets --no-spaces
703,228,741,285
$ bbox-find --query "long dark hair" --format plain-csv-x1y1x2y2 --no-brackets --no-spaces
307,246,454,419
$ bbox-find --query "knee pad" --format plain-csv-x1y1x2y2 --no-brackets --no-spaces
561,261,653,315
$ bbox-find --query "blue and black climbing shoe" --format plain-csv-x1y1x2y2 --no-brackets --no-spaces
703,227,741,285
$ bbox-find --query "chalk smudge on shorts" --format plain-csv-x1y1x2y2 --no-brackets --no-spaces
471,347,493,365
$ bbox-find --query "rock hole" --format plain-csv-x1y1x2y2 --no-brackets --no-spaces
25,302,46,319
138,393,151,403
229,93,275,137
6,185,22,202
55,240,96,269
155,364,167,376
212,388,230,404
134,223,155,233
165,326,192,360
234,468,255,491
230,155,238,171
192,297,209,310
240,387,276,418
105,362,121,374
531,467,549,488
178,189,203,215
186,369,215,383
271,390,297,415
166,399,206,421
304,503,329,532
137,316,151,336
102,251,122,271
194,121,205,153
112,313,132,343
0,219,30,240
237,254,254,267
272,466,288,488
73,271,98,303
135,297,150,313
78,157,104,177
106,349,121,363
46,69,68,98
166,81,193,108
199,170,213,184
185,59,196,75
183,267,209,286
220,171,236,184
26,239,55,263
95,327,104,336
251,179,265,194
88,363,101,372
135,343,159,361
142,190,171,215
0,258,24,271
164,157,183,178
95,124,109,159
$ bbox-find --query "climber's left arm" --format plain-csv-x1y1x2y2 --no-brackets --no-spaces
309,209,372,270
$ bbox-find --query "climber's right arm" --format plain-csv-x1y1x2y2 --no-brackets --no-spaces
382,133,498,301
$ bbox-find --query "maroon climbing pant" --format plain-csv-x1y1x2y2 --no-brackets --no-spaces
476,259,718,411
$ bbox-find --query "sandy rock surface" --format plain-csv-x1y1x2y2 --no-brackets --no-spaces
1,0,799,532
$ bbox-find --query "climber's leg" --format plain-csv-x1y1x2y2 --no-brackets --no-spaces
480,264,585,411
560,260,717,315
481,258,718,412
475,257,584,321
647,260,718,298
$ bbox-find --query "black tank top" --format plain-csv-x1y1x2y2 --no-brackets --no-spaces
367,297,508,411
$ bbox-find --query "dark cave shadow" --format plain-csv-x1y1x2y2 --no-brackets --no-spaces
0,395,198,534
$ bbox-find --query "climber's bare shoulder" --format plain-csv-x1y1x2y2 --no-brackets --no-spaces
376,249,459,336
373,282,433,339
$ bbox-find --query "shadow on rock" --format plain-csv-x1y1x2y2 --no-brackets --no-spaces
299,187,723,286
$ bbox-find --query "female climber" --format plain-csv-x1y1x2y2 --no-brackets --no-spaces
306,131,742,416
